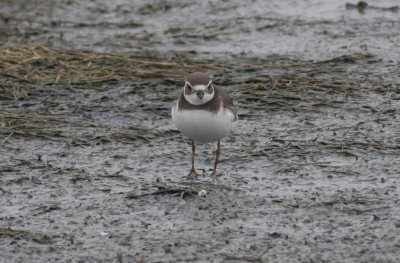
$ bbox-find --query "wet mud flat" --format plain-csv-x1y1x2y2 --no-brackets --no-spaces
1,0,400,262
1,45,400,262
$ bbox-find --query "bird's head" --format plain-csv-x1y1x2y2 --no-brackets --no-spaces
183,72,215,105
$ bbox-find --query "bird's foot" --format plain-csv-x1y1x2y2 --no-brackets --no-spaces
210,170,218,178
187,169,199,179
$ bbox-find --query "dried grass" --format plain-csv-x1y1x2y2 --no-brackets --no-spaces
0,45,223,86
0,109,156,144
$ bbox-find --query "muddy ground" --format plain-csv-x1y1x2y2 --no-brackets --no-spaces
1,1,400,263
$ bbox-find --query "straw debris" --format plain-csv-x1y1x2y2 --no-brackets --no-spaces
0,45,223,86
0,109,156,144
0,227,51,244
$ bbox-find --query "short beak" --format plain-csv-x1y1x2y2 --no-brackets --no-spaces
197,91,204,100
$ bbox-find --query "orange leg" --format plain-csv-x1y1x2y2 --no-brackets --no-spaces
187,140,199,178
210,140,221,177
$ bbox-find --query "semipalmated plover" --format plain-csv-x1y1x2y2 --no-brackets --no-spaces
171,72,237,178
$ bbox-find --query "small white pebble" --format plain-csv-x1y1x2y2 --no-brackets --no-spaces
100,231,109,237
198,190,207,197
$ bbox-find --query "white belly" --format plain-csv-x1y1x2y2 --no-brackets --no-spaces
171,104,236,143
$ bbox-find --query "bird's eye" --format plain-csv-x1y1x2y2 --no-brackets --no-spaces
207,84,213,92
186,84,192,92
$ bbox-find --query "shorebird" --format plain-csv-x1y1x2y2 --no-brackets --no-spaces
171,72,237,178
